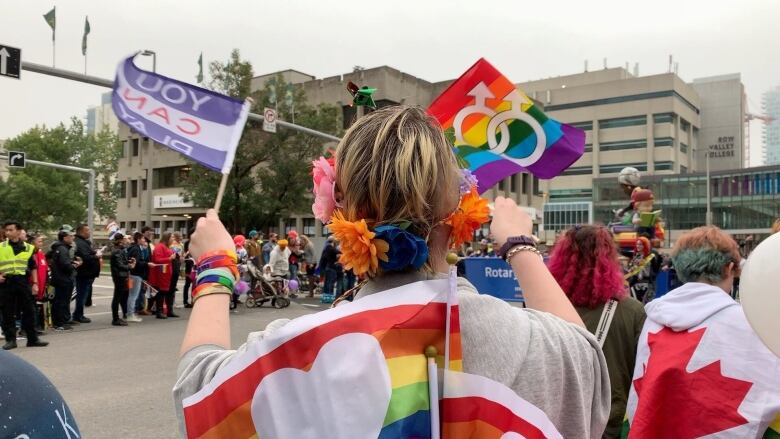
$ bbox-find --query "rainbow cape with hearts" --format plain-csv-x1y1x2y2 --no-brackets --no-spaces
181,277,561,438
428,58,585,194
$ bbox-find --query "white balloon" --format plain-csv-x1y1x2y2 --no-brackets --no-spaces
740,233,780,357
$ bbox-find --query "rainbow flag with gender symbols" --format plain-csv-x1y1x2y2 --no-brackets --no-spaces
428,58,585,194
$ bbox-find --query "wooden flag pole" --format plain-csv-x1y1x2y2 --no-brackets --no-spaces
214,172,230,212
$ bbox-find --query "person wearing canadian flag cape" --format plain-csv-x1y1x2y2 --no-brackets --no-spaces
172,106,610,438
627,226,780,438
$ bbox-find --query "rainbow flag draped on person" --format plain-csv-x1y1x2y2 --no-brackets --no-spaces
182,277,561,438
428,58,585,194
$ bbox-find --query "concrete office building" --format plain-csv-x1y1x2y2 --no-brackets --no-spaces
763,86,780,165
114,128,202,236
691,74,747,170
520,68,702,240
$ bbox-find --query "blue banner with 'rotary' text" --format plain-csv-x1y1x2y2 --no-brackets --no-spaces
462,257,524,302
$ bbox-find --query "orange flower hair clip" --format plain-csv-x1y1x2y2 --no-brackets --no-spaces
328,211,389,276
446,170,490,248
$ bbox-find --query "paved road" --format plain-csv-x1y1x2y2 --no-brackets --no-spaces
12,276,327,438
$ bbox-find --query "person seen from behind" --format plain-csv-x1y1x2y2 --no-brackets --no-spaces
173,106,609,437
549,225,646,438
626,226,780,437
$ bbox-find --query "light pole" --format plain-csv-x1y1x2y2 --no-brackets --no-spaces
140,50,156,228
694,147,713,226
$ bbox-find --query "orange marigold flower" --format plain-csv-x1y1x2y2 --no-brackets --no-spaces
329,210,389,276
446,186,490,248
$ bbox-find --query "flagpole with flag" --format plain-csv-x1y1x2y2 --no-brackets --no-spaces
82,16,90,74
43,6,56,67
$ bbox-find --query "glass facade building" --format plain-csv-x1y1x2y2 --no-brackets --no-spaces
592,165,780,244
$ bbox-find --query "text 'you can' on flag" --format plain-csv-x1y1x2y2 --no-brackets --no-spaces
111,54,251,174
428,58,585,194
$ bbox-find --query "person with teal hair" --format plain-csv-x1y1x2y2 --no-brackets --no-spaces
626,226,780,437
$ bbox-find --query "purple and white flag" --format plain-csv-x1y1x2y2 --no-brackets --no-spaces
112,54,250,174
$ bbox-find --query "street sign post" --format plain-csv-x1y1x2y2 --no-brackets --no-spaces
8,151,25,168
262,107,277,133
0,44,21,79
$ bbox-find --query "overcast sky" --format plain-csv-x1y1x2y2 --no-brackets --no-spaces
1,0,778,165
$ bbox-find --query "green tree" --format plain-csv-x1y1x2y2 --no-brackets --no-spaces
0,118,120,232
184,50,342,233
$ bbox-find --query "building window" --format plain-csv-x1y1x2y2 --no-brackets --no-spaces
543,202,593,232
546,91,699,114
119,221,126,230
653,112,676,124
600,163,647,174
153,221,161,235
153,166,191,189
284,218,297,235
533,176,540,196
654,137,674,147
303,218,315,237
142,179,147,190
561,166,593,176
654,161,674,171
680,118,691,131
680,165,688,174
680,142,688,153
322,224,331,237
129,221,137,232
117,181,127,198
521,174,528,194
132,138,140,156
130,179,138,198
510,174,517,192
570,121,593,131
598,115,647,129
584,144,593,153
599,139,646,151
120,140,127,158
549,189,593,200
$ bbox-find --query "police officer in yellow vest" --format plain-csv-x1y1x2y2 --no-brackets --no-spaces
0,221,48,350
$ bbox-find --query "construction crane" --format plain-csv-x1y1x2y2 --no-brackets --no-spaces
744,112,776,166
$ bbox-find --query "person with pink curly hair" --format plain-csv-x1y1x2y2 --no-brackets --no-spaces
548,225,646,439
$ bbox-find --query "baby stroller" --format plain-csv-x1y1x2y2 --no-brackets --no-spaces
242,262,291,309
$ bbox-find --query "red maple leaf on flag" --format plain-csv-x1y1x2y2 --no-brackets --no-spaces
630,327,753,438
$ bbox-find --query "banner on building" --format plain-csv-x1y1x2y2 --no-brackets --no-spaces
112,54,250,174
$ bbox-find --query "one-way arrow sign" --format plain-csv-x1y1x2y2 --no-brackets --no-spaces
0,44,21,79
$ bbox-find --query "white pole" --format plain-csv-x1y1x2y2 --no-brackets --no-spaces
706,150,712,226
88,170,95,233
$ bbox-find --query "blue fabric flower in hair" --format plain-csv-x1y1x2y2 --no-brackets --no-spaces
374,225,429,271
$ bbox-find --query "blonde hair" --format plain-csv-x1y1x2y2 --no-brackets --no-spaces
772,218,780,234
335,106,460,236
